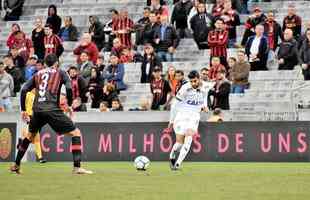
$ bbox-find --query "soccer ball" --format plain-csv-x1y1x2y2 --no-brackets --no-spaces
134,155,150,171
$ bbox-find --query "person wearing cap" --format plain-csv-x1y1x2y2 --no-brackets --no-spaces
140,43,162,83
282,4,302,41
24,55,38,81
150,66,171,110
241,6,266,46
0,62,14,112
102,54,127,92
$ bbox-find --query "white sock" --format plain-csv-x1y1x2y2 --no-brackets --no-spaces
169,142,183,159
175,136,192,167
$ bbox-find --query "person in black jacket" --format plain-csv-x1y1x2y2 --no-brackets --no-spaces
190,2,214,49
300,29,310,80
89,16,105,51
3,0,24,21
278,29,299,70
67,66,88,105
142,11,160,45
171,0,193,38
46,5,62,34
153,15,179,62
59,16,78,41
3,55,24,96
135,7,151,46
100,83,119,108
263,11,283,51
208,69,230,110
87,67,105,108
140,44,162,83
32,17,45,60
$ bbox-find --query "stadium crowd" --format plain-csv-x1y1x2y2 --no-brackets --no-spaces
0,0,310,113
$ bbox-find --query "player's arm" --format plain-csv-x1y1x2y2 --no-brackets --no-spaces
20,76,35,121
169,84,187,125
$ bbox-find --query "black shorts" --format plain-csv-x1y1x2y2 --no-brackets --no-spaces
29,110,76,135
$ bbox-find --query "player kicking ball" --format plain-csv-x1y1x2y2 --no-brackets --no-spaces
10,54,93,175
168,70,208,170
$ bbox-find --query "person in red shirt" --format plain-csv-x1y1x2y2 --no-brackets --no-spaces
11,31,34,63
44,24,63,58
111,38,125,58
208,56,226,81
208,18,229,67
119,47,134,63
264,11,283,51
73,33,99,65
7,23,23,49
282,4,302,40
112,9,134,48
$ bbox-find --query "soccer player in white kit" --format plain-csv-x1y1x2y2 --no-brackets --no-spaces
168,70,208,170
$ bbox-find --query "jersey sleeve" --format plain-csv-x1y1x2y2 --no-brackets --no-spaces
20,76,36,111
175,83,188,102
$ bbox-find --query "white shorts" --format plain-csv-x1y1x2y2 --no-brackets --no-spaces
173,111,200,135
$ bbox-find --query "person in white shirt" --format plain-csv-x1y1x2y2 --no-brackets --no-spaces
168,70,208,170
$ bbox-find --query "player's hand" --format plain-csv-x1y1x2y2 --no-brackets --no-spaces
21,111,30,123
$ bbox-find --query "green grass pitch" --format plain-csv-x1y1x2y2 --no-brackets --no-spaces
1,162,310,200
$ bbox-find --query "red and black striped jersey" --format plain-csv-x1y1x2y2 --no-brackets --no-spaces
20,68,72,112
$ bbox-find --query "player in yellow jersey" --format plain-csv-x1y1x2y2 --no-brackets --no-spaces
17,88,47,163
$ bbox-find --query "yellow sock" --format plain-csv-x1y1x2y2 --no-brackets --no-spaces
33,133,42,159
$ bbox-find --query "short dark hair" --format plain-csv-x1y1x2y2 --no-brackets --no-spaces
215,18,225,24
200,67,209,72
44,54,58,67
175,70,184,76
144,7,151,11
80,51,89,56
188,70,200,79
213,108,222,116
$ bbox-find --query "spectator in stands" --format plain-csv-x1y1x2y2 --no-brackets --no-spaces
142,11,160,45
24,55,38,81
208,18,229,67
208,56,226,81
32,17,45,60
245,24,269,71
88,67,104,108
278,29,299,70
282,4,302,41
174,70,187,95
226,57,236,80
149,0,169,16
67,65,88,105
119,47,134,63
141,43,162,83
264,11,283,52
187,0,199,29
7,23,22,49
129,98,151,111
10,30,34,63
241,7,266,46
99,83,119,109
59,16,78,42
299,29,310,80
147,0,165,6
99,101,110,112
9,46,25,76
112,9,134,48
3,55,23,96
298,21,310,50
0,62,14,112
208,69,230,110
171,0,193,38
166,65,178,96
46,4,62,34
230,50,250,93
36,59,45,71
153,15,179,62
44,24,64,58
211,0,224,18
72,98,87,112
221,0,240,48
74,33,99,65
200,67,215,93
103,54,127,92
89,16,105,51
104,9,119,52
207,108,224,122
95,54,106,73
3,0,25,21
150,66,171,110
111,98,124,111
77,51,94,79
111,38,125,58
135,7,151,46
190,2,214,49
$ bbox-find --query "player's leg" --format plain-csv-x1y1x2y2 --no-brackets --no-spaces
169,134,184,169
47,111,93,174
33,133,46,163
174,129,195,169
10,113,44,174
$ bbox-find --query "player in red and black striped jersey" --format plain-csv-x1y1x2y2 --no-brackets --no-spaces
10,54,93,175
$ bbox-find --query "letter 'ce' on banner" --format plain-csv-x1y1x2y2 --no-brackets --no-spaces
40,122,310,162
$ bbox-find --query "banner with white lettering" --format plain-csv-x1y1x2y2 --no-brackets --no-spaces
40,122,310,162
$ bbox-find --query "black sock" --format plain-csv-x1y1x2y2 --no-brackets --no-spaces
15,138,31,166
72,136,81,168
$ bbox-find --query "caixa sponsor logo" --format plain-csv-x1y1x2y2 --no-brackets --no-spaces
0,128,12,159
